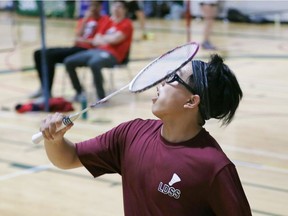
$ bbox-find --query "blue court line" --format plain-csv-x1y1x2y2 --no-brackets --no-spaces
0,66,34,74
0,163,53,181
0,159,121,186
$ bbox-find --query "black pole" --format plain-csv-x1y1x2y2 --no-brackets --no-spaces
38,0,50,111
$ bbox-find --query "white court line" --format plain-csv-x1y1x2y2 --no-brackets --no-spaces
0,164,53,181
223,145,288,160
223,144,288,174
233,160,288,174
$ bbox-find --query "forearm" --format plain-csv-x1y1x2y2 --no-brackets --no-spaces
75,37,93,45
92,32,125,46
44,137,81,169
92,35,107,46
101,34,123,45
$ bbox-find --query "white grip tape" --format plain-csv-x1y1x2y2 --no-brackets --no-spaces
31,122,67,144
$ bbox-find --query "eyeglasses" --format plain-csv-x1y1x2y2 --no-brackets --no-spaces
166,73,196,94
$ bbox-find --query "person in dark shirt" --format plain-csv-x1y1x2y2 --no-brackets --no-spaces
39,51,252,215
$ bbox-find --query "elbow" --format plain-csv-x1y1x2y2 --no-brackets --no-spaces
50,161,71,170
49,154,81,170
53,162,78,170
47,155,77,170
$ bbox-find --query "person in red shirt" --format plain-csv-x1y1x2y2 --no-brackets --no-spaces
64,1,133,101
30,1,109,100
39,52,252,215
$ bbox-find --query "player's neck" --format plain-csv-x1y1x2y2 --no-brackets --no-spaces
161,120,202,144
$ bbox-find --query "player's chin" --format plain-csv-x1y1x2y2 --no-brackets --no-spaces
151,101,157,111
151,100,162,117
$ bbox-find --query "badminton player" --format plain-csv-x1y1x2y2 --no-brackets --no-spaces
40,54,252,215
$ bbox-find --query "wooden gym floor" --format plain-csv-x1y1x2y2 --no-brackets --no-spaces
0,11,288,216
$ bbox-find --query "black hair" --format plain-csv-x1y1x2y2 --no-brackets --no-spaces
189,54,243,126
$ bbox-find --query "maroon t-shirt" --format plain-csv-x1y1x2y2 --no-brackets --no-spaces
76,119,251,216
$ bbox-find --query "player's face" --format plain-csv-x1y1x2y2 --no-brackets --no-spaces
152,64,193,118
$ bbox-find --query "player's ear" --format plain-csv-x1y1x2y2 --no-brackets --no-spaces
184,95,200,109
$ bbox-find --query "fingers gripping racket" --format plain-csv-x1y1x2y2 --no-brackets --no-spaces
32,42,199,144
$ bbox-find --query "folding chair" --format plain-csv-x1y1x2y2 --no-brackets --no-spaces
106,50,132,92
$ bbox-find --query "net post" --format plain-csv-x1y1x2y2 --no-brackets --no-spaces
39,0,50,111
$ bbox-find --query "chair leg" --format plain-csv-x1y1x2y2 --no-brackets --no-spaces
60,64,67,97
106,64,131,93
109,69,115,92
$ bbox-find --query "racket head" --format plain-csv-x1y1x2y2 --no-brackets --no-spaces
129,42,199,93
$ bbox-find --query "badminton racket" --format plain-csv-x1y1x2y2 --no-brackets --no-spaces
32,42,199,144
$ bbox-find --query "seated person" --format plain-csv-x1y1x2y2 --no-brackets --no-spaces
30,1,109,99
64,1,133,102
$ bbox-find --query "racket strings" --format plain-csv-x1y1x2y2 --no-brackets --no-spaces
129,42,199,93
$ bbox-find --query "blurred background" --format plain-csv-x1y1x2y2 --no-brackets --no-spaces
0,1,288,216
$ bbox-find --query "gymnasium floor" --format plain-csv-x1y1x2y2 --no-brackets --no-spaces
0,11,288,216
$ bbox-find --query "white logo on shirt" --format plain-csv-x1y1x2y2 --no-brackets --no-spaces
169,173,181,186
83,21,97,39
158,173,181,199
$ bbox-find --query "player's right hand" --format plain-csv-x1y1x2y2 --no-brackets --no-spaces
40,112,73,142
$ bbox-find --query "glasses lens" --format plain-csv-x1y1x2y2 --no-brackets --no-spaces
166,74,176,83
166,73,195,94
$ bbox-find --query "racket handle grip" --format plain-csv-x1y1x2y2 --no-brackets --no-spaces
32,122,67,144
32,132,44,144
31,109,84,144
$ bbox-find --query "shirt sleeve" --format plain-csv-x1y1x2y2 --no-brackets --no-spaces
119,19,133,38
96,17,112,35
75,120,137,178
208,164,252,216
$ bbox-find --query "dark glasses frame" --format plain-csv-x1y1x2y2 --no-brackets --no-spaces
166,73,196,94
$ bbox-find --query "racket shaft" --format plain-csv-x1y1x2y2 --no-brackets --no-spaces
90,84,129,107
